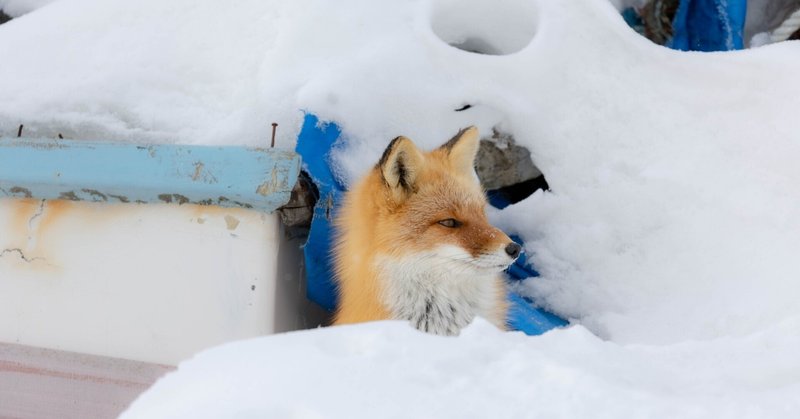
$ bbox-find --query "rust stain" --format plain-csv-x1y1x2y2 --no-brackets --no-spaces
224,215,240,231
12,199,152,270
34,200,69,242
8,198,39,238
1,199,61,271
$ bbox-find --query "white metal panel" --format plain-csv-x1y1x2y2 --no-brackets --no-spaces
0,198,309,365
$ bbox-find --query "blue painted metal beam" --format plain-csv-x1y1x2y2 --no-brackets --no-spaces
0,137,301,213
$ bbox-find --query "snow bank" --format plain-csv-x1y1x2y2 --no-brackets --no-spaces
0,0,56,17
0,0,289,144
2,0,800,416
122,319,800,419
297,0,800,347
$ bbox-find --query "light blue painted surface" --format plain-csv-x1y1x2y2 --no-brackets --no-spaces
0,137,301,213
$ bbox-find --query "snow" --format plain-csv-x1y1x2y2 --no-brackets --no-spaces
0,0,55,17
1,0,799,417
121,319,800,419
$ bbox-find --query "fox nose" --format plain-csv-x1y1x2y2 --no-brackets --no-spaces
504,242,521,259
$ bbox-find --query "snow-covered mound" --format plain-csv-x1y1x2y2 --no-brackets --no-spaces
121,319,800,418
2,0,799,416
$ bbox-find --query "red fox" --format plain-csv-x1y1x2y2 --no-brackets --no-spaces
333,127,522,335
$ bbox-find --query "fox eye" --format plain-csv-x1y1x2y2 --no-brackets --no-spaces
437,218,462,228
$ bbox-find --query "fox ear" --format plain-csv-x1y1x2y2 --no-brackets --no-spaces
379,136,424,200
441,126,479,174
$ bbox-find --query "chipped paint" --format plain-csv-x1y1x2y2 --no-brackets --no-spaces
82,189,108,202
9,187,32,198
190,162,218,184
256,167,281,196
108,194,130,203
224,215,240,231
157,194,190,205
58,191,80,201
192,162,204,181
0,137,301,213
256,182,272,196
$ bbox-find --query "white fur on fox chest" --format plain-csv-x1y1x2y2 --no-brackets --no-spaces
376,245,505,336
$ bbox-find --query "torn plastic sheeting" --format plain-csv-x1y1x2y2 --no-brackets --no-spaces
668,0,746,51
295,113,567,335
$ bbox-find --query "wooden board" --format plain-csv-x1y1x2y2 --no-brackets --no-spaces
0,138,301,213
0,342,173,419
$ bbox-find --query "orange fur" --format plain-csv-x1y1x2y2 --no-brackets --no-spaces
333,127,515,334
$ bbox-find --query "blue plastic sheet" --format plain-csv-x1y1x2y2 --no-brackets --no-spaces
668,0,746,51
296,113,567,335
295,115,344,312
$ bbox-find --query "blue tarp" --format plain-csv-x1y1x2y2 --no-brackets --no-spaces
296,113,567,335
295,115,344,312
667,0,746,51
623,0,746,51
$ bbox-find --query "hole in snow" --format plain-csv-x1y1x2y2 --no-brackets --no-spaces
431,0,538,55
475,129,548,208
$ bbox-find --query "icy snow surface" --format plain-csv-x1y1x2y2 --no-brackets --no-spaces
1,0,799,417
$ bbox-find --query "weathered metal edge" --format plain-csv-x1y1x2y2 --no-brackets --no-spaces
0,138,302,213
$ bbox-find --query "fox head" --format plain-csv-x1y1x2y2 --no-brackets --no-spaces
371,126,521,272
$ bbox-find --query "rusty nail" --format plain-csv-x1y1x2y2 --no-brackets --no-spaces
17,124,23,138
271,123,278,148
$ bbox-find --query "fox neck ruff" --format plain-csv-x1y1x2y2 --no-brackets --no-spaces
376,249,505,336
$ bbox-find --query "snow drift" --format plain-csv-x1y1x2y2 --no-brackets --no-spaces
1,0,799,417
121,319,800,419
